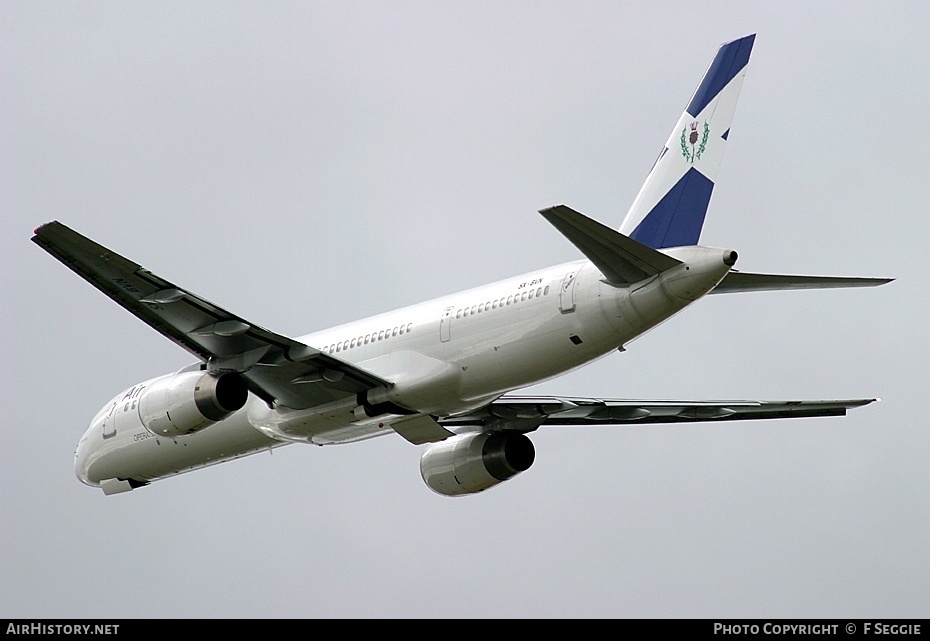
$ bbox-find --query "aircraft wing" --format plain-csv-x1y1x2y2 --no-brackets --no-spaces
437,395,878,432
32,221,390,410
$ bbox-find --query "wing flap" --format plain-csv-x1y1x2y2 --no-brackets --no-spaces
32,221,389,410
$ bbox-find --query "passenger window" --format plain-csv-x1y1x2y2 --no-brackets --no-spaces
537,287,543,297
407,323,412,332
507,295,513,305
544,286,550,295
399,325,405,334
392,327,398,337
521,291,527,301
528,289,535,299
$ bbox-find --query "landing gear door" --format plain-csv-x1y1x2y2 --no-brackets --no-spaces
559,271,577,313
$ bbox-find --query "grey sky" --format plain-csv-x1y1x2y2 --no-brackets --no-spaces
3,2,928,617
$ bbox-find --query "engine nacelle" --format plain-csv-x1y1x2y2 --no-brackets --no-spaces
138,371,248,437
420,431,535,496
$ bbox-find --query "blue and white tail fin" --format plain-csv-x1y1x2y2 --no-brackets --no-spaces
619,34,755,249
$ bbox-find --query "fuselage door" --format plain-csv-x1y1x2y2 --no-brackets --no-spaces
559,271,577,313
102,401,117,439
114,385,144,436
440,306,454,343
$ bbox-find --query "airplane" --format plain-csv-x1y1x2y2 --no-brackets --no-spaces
33,34,891,497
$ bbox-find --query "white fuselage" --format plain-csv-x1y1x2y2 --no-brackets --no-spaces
74,246,734,488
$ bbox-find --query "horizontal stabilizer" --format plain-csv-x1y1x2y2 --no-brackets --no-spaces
711,270,893,294
540,205,681,285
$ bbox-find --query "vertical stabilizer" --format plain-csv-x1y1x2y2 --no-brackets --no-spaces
619,34,755,249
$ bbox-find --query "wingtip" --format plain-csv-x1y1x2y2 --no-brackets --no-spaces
33,221,59,237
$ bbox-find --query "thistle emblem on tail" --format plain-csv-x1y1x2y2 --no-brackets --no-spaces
680,120,710,163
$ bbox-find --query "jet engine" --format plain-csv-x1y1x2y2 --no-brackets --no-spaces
419,431,535,496
138,371,248,437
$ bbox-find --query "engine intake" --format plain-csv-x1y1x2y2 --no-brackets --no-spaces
420,431,535,496
138,371,248,437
